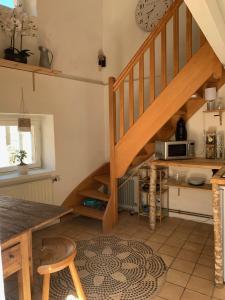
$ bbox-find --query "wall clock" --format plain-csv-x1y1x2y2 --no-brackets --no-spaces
135,0,173,32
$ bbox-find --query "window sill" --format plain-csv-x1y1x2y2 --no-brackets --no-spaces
0,169,55,188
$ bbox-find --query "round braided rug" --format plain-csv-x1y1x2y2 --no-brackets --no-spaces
50,236,167,300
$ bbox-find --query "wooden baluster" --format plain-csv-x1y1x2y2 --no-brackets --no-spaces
173,8,179,76
119,82,125,138
150,40,155,103
139,55,144,116
129,69,134,127
161,25,167,90
200,29,206,47
186,7,192,61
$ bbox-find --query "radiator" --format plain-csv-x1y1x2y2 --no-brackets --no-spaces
0,178,53,204
118,175,139,212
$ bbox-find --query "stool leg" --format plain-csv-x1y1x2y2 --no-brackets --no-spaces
42,273,50,300
69,262,86,300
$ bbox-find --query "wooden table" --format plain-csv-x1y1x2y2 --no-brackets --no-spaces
0,196,72,300
149,158,225,286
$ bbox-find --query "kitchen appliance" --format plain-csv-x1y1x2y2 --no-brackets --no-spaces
155,140,195,160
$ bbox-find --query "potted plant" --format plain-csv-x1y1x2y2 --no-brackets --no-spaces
0,5,37,64
13,150,28,175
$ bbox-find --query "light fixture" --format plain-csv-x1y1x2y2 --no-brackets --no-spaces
18,87,31,132
204,87,217,111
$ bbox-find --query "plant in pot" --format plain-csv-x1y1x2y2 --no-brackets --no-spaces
0,5,38,64
13,150,28,175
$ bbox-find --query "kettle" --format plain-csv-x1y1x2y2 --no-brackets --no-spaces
38,46,53,69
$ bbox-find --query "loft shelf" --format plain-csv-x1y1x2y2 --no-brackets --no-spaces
0,58,61,76
167,178,212,191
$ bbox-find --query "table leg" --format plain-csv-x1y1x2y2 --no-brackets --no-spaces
28,230,33,284
18,232,31,300
212,183,223,286
149,164,157,230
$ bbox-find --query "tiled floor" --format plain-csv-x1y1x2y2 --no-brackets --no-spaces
4,212,225,300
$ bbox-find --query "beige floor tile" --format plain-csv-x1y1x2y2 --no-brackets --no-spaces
160,254,175,267
166,268,190,287
193,264,214,281
188,234,207,245
202,245,214,256
158,282,184,300
171,258,195,274
183,241,204,254
166,237,186,248
170,232,190,241
159,245,180,257
134,229,152,240
149,233,169,243
145,240,162,252
198,255,214,268
213,285,225,299
181,289,211,300
186,276,214,296
178,249,200,263
155,227,175,237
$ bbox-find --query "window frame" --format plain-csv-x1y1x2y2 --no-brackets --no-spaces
0,0,17,9
0,115,42,173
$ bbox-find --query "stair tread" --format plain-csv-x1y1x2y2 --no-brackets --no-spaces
94,174,110,186
79,189,110,202
74,205,104,220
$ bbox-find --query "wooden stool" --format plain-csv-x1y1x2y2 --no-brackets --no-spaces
37,237,86,300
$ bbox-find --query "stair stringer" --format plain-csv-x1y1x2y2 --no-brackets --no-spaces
114,42,222,178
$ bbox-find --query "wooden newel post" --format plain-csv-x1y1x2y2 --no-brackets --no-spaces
212,183,223,286
149,164,157,230
109,77,118,225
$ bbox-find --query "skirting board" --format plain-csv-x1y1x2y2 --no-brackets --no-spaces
169,209,213,224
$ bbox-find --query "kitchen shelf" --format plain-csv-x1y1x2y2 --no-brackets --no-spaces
167,178,212,191
0,58,61,76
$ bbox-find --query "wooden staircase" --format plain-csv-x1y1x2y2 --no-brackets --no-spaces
62,0,224,232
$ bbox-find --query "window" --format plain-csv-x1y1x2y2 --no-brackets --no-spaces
0,0,16,9
0,116,41,172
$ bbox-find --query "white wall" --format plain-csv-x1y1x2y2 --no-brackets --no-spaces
0,0,103,81
0,68,106,205
37,0,103,80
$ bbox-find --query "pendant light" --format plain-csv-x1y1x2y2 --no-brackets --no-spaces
18,87,31,132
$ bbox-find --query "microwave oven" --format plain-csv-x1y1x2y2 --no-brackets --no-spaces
155,140,195,160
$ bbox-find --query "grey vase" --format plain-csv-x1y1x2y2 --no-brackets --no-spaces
38,46,53,69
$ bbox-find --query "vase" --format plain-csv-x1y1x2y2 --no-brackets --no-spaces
18,164,28,175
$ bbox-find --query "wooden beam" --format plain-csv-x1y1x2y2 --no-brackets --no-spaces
186,7,192,62
139,55,144,116
161,26,167,89
173,8,179,76
119,82,125,138
129,69,134,127
150,41,155,103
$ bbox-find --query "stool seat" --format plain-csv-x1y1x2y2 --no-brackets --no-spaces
40,237,76,266
37,237,86,300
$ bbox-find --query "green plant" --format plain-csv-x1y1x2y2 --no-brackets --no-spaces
13,150,27,166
